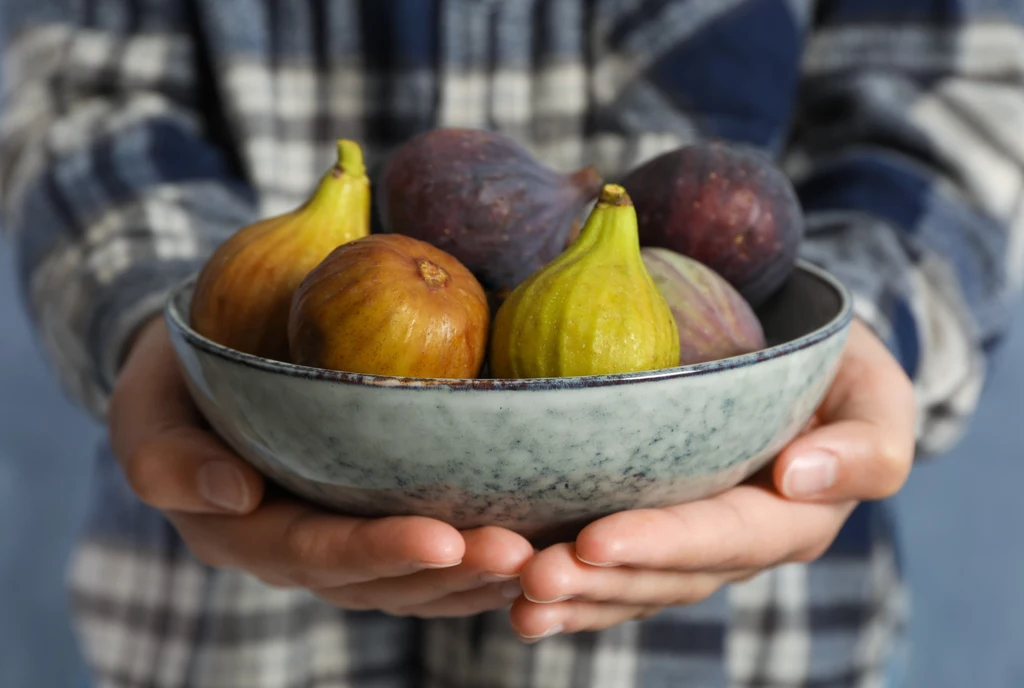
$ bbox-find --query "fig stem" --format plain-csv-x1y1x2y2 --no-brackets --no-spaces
336,139,366,178
598,183,632,207
416,258,450,288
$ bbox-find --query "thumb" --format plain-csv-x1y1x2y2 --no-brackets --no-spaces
773,320,917,502
108,317,265,514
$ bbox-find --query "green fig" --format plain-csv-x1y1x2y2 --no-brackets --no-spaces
489,184,680,378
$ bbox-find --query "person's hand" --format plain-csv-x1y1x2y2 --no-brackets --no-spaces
108,317,532,617
509,319,916,640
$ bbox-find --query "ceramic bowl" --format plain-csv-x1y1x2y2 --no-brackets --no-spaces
165,259,852,543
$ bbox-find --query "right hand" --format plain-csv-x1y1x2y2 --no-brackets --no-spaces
107,317,533,617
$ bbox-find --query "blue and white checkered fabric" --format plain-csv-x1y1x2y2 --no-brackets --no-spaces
2,1,1022,686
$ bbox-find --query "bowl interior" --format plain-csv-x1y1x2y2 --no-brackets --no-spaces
755,264,845,347
166,259,850,386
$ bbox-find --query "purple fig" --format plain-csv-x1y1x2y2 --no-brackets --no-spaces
621,141,804,307
377,128,604,298
641,247,767,365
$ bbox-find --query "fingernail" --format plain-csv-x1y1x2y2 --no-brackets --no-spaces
524,593,573,604
197,461,249,513
783,450,838,498
576,555,620,568
419,560,463,570
500,581,523,599
480,572,519,583
521,624,564,642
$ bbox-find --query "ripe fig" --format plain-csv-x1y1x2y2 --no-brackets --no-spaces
190,139,370,361
620,141,804,307
288,234,490,379
377,127,604,298
641,247,767,365
489,184,680,379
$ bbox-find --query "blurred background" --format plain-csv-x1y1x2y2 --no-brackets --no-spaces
2,11,1023,688
2,237,1024,687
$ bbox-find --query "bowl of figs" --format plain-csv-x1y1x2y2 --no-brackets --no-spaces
165,129,852,545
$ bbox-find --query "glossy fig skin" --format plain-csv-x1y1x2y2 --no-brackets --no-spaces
288,234,490,379
190,140,370,361
489,184,680,379
377,127,604,297
641,247,767,365
621,141,804,307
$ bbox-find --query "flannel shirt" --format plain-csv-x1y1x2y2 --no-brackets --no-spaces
2,1,1023,686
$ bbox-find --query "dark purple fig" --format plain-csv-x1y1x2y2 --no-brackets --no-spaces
377,128,604,298
641,247,766,365
621,141,804,307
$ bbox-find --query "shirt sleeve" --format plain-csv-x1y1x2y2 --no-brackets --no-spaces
0,0,257,420
788,3,1024,456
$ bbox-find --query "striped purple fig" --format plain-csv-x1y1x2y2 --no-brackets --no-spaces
640,247,766,365
377,128,603,300
621,141,803,307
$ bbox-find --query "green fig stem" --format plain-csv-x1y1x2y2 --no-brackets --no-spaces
335,139,366,179
598,183,632,207
302,139,369,218
560,183,640,260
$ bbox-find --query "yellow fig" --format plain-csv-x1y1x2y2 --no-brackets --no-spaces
288,234,490,379
190,139,370,361
489,183,680,378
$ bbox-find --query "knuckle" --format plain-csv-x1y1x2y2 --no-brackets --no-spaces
322,588,378,612
255,572,299,590
280,567,322,590
711,502,758,569
283,517,334,570
123,440,170,508
793,536,836,564
183,539,234,569
730,570,761,584
874,443,913,498
382,605,419,618
670,576,720,607
634,607,662,621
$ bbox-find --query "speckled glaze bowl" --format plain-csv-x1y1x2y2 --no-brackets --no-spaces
165,259,852,543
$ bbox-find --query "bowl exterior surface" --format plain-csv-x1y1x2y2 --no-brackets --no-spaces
167,300,848,538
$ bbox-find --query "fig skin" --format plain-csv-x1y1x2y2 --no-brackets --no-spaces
489,184,680,379
190,140,370,361
620,141,804,307
377,127,604,297
641,247,767,365
288,234,490,379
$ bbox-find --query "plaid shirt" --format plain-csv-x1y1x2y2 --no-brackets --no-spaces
3,1,1023,686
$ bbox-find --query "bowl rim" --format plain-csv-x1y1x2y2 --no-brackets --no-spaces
165,258,853,391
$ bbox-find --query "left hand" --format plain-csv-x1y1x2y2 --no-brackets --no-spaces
509,319,916,641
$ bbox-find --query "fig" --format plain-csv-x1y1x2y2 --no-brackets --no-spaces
489,184,680,379
641,247,767,365
190,139,370,361
620,141,804,307
288,233,490,379
377,127,603,298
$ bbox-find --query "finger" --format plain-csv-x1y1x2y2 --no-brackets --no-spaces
317,526,533,610
573,486,856,572
395,582,524,618
169,499,465,587
324,579,523,618
519,543,746,606
510,598,661,641
775,320,916,501
108,318,264,514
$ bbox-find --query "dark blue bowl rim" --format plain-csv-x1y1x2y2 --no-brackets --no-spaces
165,258,853,391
